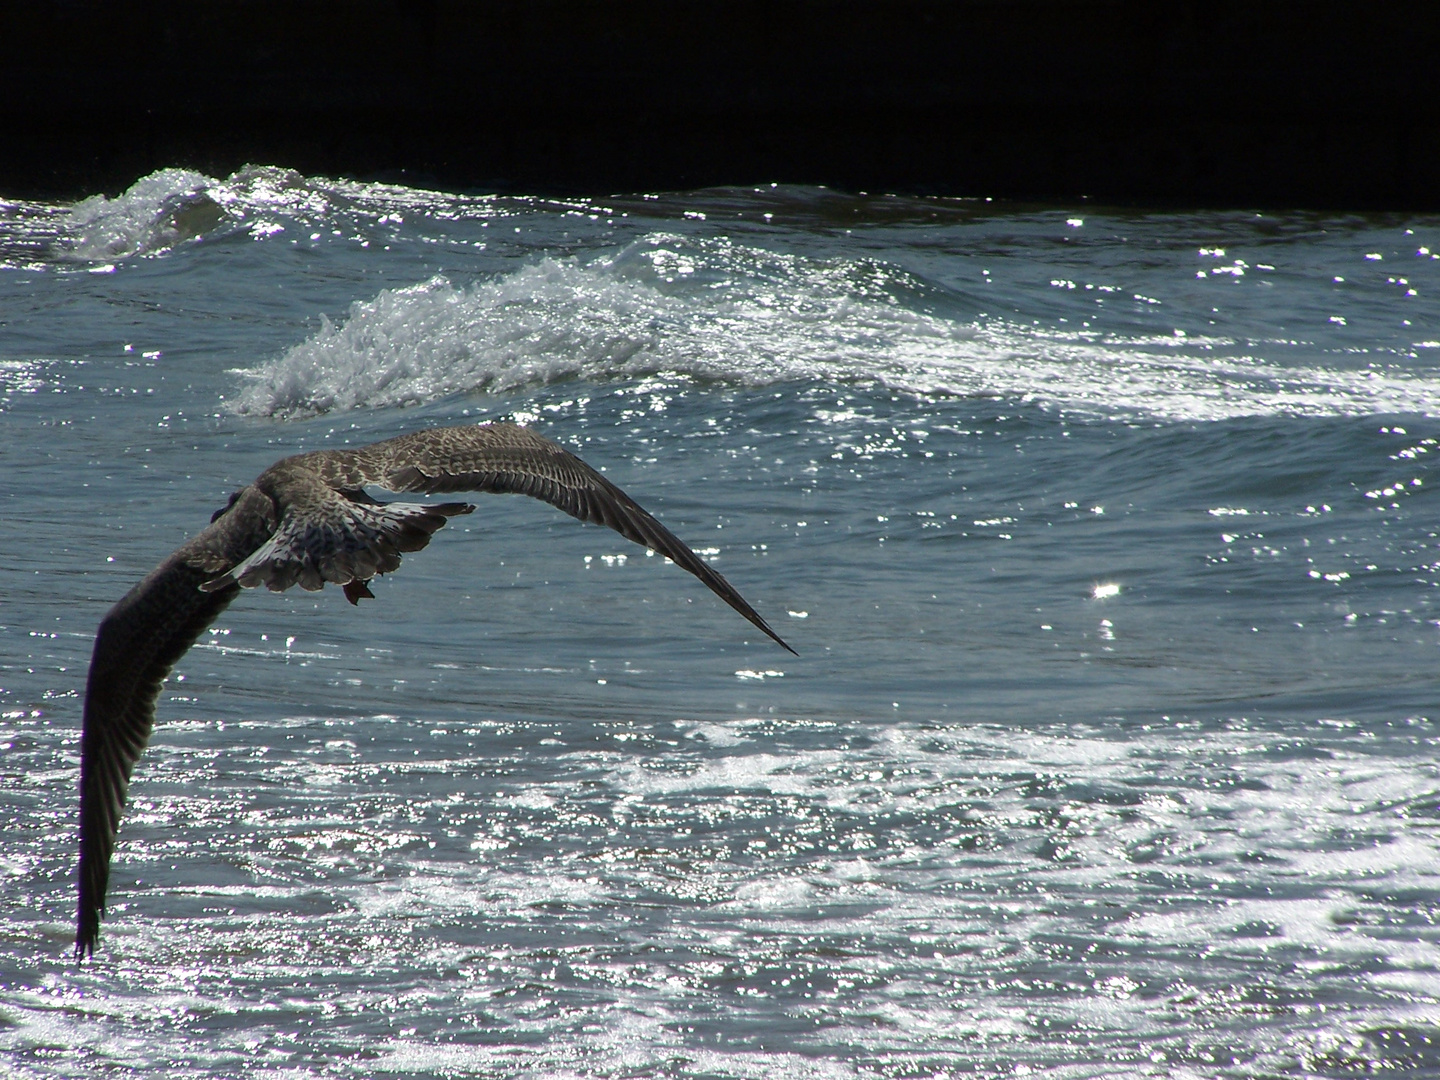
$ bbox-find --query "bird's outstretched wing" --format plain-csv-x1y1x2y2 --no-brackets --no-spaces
77,488,276,959
298,423,796,654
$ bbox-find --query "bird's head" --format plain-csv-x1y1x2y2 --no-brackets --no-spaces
210,490,244,523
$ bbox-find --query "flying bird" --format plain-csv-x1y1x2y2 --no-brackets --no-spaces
77,422,793,959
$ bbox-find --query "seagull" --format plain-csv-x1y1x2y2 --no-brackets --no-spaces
77,422,793,959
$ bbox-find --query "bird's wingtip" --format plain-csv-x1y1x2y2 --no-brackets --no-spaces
74,919,97,963
757,623,798,655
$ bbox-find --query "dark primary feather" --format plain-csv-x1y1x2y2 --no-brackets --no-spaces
77,490,275,958
77,423,792,959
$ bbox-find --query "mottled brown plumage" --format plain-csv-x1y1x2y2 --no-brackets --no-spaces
78,423,792,959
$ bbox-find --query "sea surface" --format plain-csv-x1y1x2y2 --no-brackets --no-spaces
2,167,1440,1079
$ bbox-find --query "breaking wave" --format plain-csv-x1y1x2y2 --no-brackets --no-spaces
231,232,1440,422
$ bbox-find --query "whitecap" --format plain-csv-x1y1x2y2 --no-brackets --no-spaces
62,168,240,260
230,232,1440,422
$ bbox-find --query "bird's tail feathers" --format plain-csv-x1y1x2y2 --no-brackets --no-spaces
200,501,474,594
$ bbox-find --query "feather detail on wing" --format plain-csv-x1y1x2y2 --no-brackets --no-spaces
299,424,795,653
76,488,276,959
200,492,474,595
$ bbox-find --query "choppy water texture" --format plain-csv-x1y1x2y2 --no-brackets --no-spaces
3,167,1440,1079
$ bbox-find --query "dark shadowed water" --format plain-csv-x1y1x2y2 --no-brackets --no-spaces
2,168,1440,1078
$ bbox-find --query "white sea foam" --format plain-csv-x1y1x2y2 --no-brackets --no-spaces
231,233,1440,422
62,168,236,260
55,165,481,262
38,168,1440,422
7,716,1437,1078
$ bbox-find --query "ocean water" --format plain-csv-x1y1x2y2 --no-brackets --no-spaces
2,166,1440,1079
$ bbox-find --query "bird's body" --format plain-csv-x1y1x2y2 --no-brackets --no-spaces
77,422,791,959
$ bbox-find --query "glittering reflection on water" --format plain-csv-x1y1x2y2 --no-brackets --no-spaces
4,170,1440,1078
6,703,1440,1077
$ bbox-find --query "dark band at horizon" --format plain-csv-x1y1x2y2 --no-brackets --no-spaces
7,0,1438,210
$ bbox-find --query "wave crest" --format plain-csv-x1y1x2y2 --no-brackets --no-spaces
231,232,1440,422
229,234,965,417
56,165,467,262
